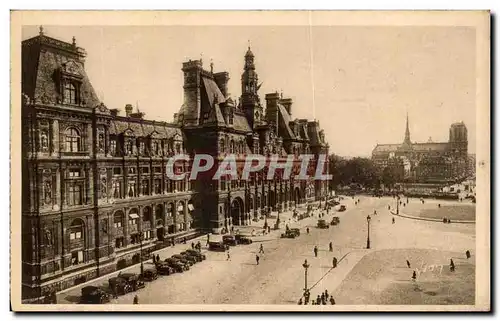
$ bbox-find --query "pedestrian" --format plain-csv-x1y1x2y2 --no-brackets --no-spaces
443,217,447,224
332,257,338,268
412,270,417,281
403,203,406,207
306,227,310,234
133,295,139,304
321,293,325,304
206,234,210,246
374,210,377,215
329,242,333,252
152,254,156,264
256,255,260,265
316,295,321,305
259,244,264,254
197,241,202,251
268,226,271,233
330,297,336,305
438,203,441,208
466,250,471,259
298,298,303,305
406,260,411,268
227,251,231,261
450,259,455,272
314,246,318,257
324,290,329,300
286,224,289,231
183,238,187,244
388,205,391,210
392,217,395,224
191,242,195,249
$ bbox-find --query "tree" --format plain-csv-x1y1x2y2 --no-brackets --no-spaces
328,155,380,190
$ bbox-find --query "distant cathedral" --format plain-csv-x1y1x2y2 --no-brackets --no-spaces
371,114,471,184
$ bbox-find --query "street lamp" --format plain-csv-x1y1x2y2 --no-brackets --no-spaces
366,215,371,249
302,259,310,294
396,195,400,215
139,233,144,276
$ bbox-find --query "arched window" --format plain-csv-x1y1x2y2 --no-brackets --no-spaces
143,206,152,223
64,82,77,104
65,128,81,152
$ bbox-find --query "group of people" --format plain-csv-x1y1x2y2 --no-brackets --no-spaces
299,289,335,305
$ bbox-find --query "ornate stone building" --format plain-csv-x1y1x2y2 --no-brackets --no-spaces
21,30,329,299
371,114,469,184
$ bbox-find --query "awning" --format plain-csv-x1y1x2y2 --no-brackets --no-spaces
129,213,140,219
177,205,184,212
188,204,194,211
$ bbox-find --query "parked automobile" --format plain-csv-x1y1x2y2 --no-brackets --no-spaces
142,267,158,282
331,216,340,226
208,241,230,252
183,249,207,261
108,276,132,295
289,228,301,236
179,251,202,262
80,286,110,304
234,234,253,244
117,272,145,291
317,219,330,229
164,258,189,272
171,254,195,266
155,262,174,275
222,235,238,246
281,230,297,238
338,205,347,212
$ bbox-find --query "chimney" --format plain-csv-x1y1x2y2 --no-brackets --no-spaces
265,92,280,125
125,104,133,117
280,98,293,116
181,59,203,126
214,72,230,97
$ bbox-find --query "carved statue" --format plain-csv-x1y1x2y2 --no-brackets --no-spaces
101,178,107,198
44,181,52,204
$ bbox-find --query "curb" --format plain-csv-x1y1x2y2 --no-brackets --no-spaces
389,211,475,224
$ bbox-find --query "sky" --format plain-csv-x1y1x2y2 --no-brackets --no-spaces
22,25,476,157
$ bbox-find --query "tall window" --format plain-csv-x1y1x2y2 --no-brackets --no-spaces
112,180,121,198
141,180,149,195
139,141,145,155
110,139,117,155
64,82,77,104
152,141,159,155
65,128,81,152
154,179,161,194
67,183,83,206
114,212,123,228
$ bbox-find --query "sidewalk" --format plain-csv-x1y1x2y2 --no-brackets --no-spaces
390,210,475,224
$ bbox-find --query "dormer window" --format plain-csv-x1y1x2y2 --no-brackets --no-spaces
64,82,77,104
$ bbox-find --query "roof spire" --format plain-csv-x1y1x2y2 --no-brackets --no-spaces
72,36,76,46
39,26,44,36
403,111,411,145
210,59,214,74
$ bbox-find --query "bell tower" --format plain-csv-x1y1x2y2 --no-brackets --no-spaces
241,46,263,129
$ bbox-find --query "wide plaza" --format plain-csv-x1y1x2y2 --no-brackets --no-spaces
58,195,475,305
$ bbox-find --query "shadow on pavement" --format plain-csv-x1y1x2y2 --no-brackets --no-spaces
63,295,80,303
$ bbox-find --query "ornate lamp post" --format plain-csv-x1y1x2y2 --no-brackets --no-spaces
396,195,400,215
302,259,310,294
366,215,371,249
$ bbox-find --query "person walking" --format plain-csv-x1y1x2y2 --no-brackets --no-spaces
324,290,329,300
227,251,231,261
392,217,395,224
332,257,338,268
206,233,210,246
329,242,333,252
152,254,156,264
259,244,264,254
314,246,318,258
256,255,260,265
388,205,391,210
306,227,310,234
191,242,195,249
412,270,417,281
321,293,325,304
133,295,139,304
466,250,471,259
406,260,411,268
450,259,455,272
316,295,321,305
298,298,303,305
329,297,336,305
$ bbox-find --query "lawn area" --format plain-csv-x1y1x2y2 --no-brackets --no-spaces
332,249,475,305
404,203,476,221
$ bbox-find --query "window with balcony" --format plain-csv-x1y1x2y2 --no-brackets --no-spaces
65,128,81,152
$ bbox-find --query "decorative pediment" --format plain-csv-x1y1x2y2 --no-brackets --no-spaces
149,130,161,139
61,60,83,78
172,133,182,141
95,103,110,115
123,128,135,137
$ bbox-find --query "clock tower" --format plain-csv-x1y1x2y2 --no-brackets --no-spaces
241,46,263,129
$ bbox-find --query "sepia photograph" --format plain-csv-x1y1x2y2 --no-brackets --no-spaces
10,10,490,312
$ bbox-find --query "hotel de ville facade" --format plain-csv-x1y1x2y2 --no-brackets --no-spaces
21,29,330,299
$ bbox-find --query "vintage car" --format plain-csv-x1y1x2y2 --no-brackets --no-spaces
108,276,132,295
317,219,330,229
289,228,301,236
331,216,340,226
179,251,202,262
338,205,347,212
164,258,189,272
184,249,207,261
234,234,253,244
208,241,230,252
80,286,110,304
222,235,238,246
155,261,175,275
281,230,297,238
117,272,145,291
173,253,197,265
170,254,194,267
142,267,158,282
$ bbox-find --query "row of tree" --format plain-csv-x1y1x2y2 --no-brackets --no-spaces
328,154,403,191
